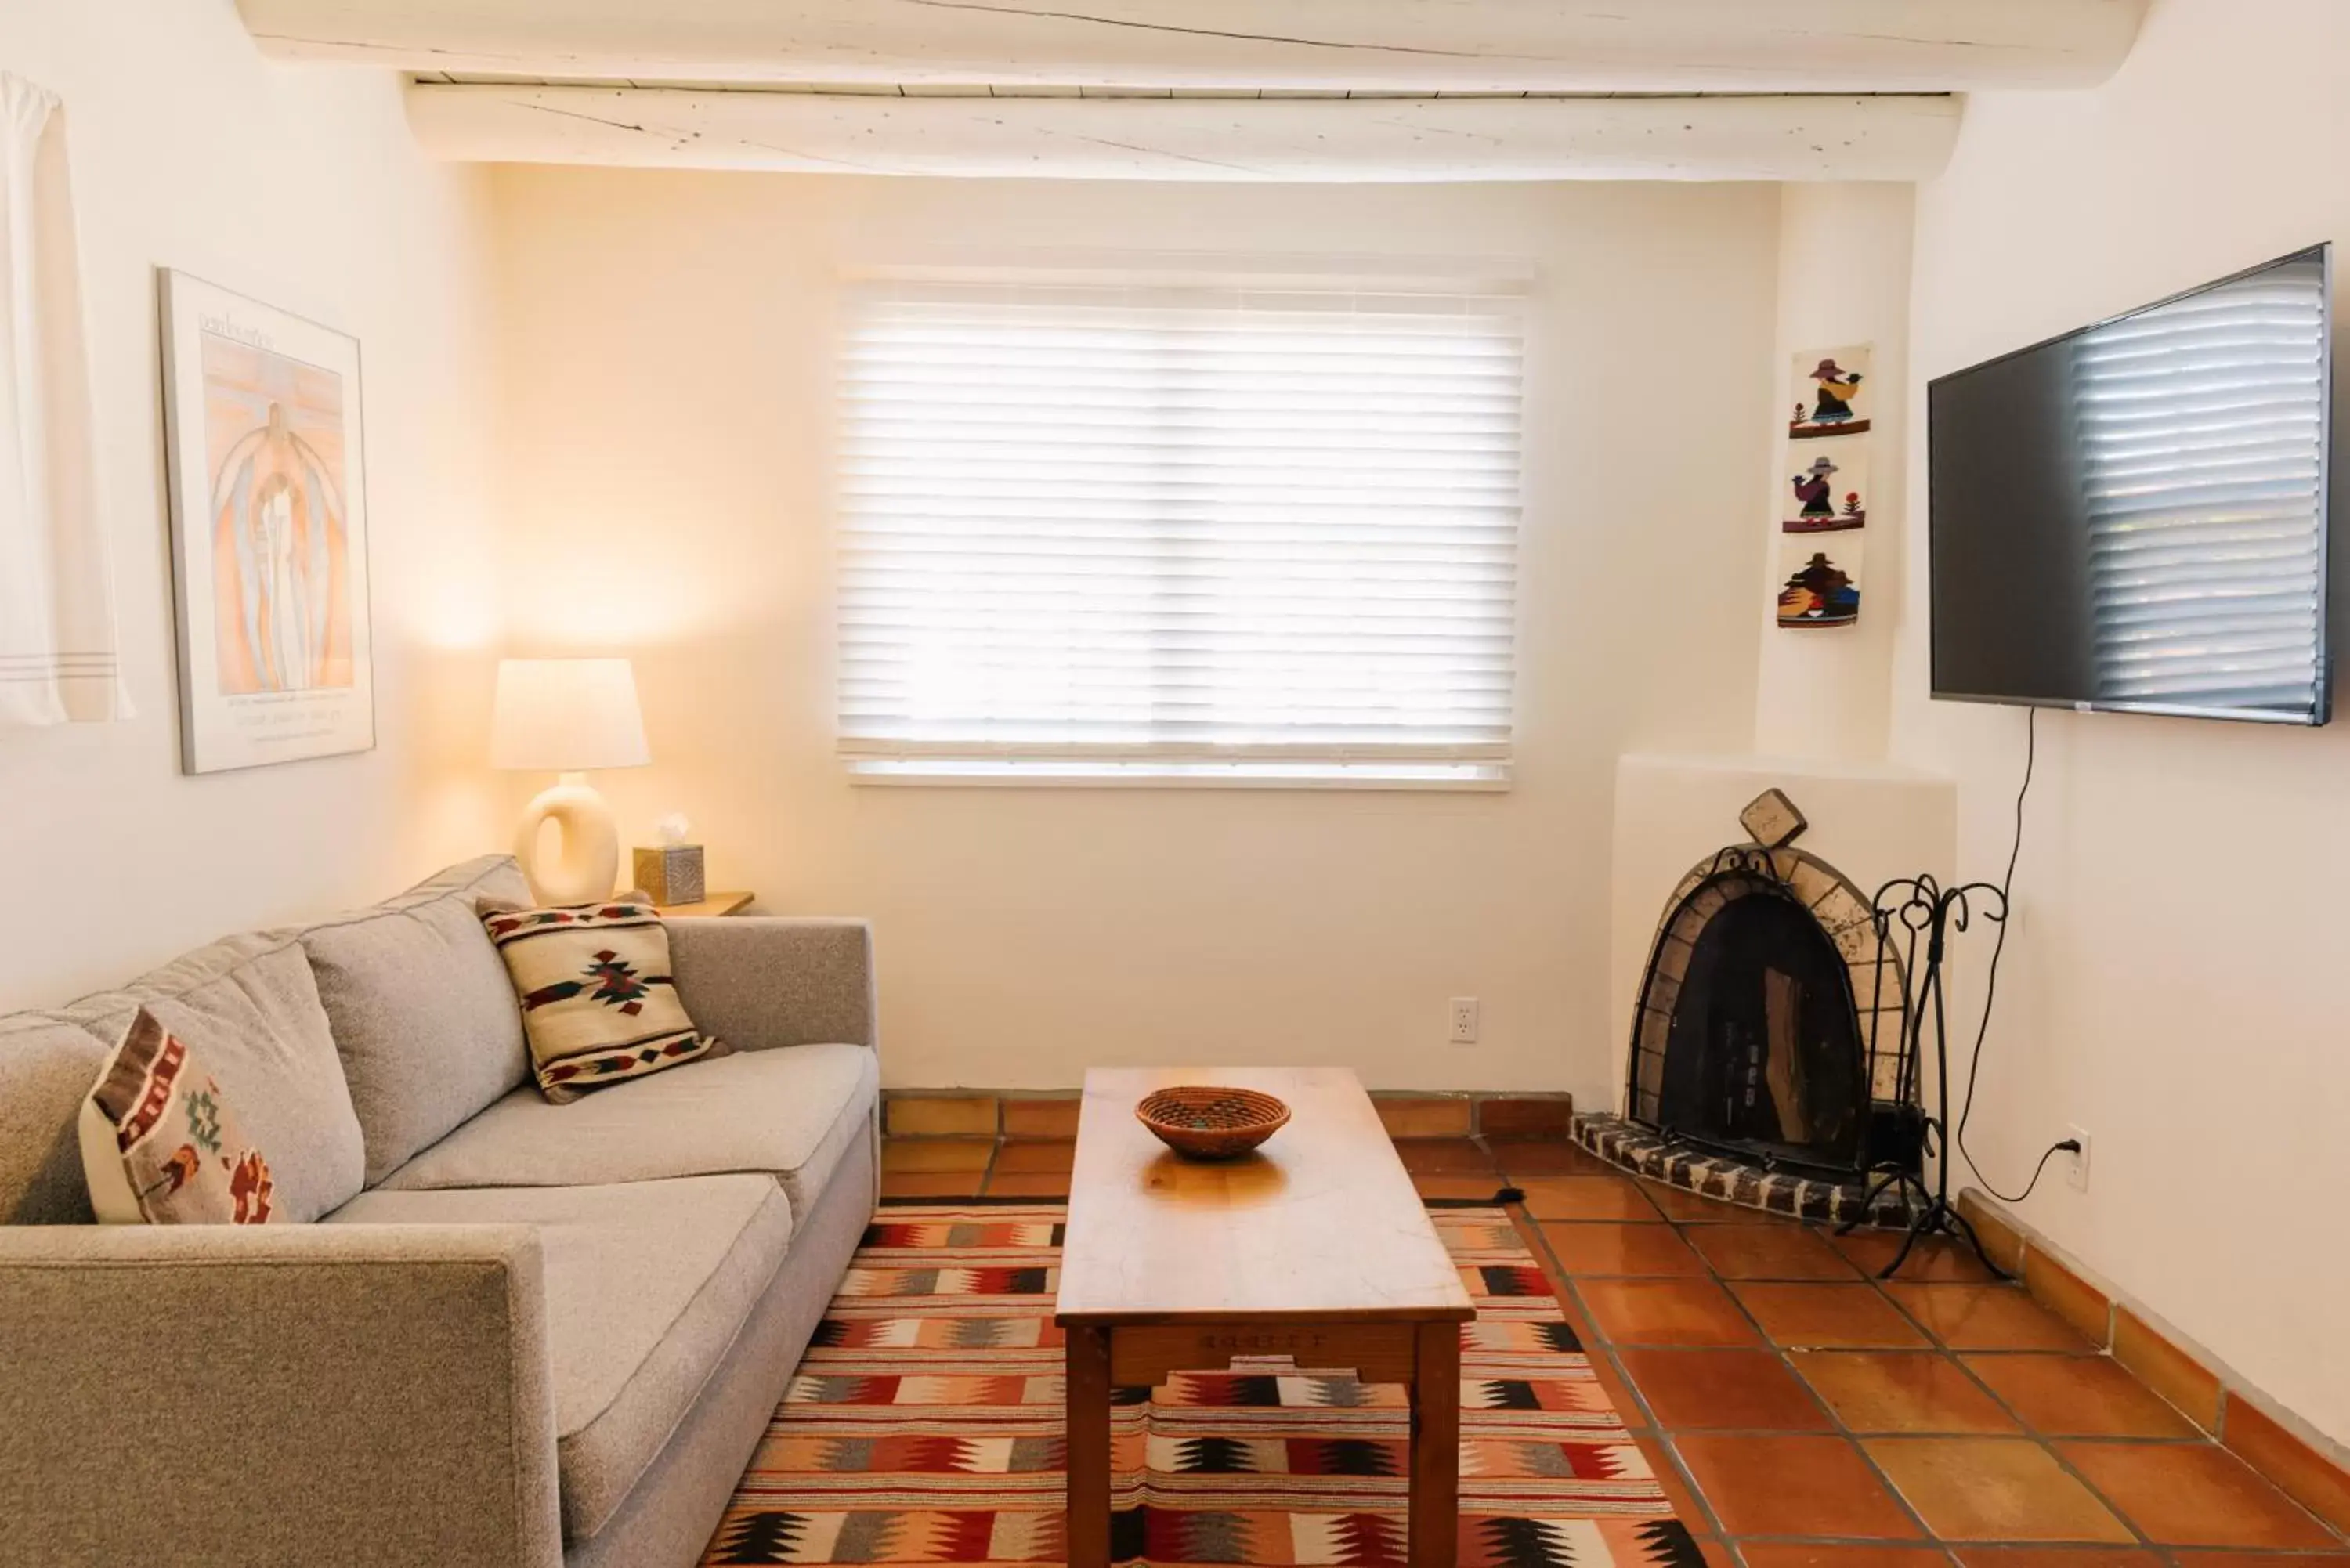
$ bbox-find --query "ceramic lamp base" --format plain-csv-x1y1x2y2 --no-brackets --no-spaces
515,771,618,906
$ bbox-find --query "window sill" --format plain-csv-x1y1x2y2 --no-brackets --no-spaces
842,758,1510,791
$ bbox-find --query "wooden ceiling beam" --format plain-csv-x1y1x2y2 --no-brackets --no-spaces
403,85,1961,182
245,0,2146,92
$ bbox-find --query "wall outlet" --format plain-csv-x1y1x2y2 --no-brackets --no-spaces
1448,997,1480,1044
2065,1125,2093,1191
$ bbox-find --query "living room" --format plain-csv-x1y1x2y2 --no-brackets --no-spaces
2,1,2346,1564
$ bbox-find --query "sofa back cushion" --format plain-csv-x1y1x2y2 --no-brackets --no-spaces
378,853,532,915
0,1013,114,1223
301,855,533,1186
56,934,363,1223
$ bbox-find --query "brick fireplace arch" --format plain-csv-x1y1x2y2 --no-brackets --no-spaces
1576,815,1926,1227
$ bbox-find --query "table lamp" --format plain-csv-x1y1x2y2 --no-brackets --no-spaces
490,658,649,906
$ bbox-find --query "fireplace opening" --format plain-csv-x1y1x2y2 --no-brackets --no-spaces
1656,887,1866,1171
1622,794,1922,1196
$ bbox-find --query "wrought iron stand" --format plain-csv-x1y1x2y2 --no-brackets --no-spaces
1838,873,2012,1281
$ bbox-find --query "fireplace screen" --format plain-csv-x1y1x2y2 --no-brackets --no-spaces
1627,840,1917,1180
1656,886,1865,1167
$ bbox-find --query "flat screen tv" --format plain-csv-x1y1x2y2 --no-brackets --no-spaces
1929,244,2334,724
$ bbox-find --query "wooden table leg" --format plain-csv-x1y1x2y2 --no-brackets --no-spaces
1066,1324,1113,1568
1408,1319,1460,1568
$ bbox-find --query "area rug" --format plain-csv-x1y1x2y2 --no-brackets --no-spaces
702,1205,1701,1567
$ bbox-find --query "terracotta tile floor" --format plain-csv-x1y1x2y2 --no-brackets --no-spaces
882,1133,2350,1565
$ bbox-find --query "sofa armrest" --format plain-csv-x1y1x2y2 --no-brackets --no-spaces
667,916,877,1053
0,1223,561,1568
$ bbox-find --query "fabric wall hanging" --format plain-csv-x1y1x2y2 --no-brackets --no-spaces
0,73,127,726
1777,343,1871,630
159,270,373,772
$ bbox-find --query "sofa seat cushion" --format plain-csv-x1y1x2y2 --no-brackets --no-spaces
327,1172,792,1542
377,1043,877,1224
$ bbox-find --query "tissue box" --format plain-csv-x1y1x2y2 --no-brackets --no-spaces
632,844,706,906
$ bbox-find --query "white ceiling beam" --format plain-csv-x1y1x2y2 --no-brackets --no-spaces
404,84,1960,182
248,0,2146,92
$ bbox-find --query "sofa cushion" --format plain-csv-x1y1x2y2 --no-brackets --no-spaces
57,934,363,1223
302,861,533,1186
81,1009,281,1224
378,1043,878,1224
479,901,725,1103
327,1172,792,1542
384,852,530,912
0,1013,114,1223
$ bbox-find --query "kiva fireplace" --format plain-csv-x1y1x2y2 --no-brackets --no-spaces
1577,790,1928,1227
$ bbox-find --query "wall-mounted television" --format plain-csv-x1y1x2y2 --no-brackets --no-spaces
1929,244,2334,724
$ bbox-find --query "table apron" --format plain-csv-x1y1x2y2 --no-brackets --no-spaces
1106,1320,1423,1387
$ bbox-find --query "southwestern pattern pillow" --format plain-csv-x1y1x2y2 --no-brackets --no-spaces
479,899,725,1103
78,1008,278,1225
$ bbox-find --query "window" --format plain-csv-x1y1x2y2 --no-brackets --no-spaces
836,273,1524,785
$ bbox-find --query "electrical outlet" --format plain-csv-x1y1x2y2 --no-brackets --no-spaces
1448,997,1480,1044
2066,1125,2092,1191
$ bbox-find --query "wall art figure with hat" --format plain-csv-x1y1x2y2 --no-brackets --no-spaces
1791,349,1872,439
1786,447,1869,533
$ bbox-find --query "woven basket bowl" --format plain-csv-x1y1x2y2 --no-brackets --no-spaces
1135,1086,1292,1160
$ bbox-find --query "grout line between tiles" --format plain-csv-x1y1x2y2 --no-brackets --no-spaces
1518,1164,2340,1558
1673,1205,1944,1552
1508,1198,1733,1548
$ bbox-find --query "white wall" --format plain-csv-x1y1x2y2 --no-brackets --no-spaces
1752,182,1913,760
490,168,1781,1097
1599,182,1936,1129
1898,0,2350,1447
0,2,504,1008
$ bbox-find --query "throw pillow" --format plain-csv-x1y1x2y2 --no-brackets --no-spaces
478,898,725,1102
78,1007,279,1224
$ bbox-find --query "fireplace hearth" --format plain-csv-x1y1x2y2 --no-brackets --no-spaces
1584,791,1927,1226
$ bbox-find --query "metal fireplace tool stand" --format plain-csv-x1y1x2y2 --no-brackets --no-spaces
1839,872,2012,1281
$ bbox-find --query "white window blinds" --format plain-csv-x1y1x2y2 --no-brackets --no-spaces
2076,252,2328,715
837,276,1524,784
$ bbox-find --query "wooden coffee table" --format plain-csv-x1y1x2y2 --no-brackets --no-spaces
1055,1067,1476,1568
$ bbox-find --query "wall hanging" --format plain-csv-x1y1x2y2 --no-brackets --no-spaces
159,269,373,772
1777,343,1872,630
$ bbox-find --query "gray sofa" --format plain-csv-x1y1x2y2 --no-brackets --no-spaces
0,855,880,1568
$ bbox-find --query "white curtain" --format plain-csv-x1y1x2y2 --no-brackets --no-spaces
0,71,125,727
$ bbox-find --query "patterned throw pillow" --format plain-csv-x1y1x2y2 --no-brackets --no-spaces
78,1008,278,1224
479,899,725,1103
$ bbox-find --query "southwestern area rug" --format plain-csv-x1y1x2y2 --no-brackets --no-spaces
701,1205,1701,1567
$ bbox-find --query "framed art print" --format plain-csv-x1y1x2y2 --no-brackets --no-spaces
159,269,373,773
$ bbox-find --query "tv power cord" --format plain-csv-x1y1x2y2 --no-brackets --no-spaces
1951,704,2083,1205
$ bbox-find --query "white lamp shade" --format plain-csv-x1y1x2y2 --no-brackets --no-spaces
490,658,650,772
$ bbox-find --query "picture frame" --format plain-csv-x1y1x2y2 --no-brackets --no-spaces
158,269,374,773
